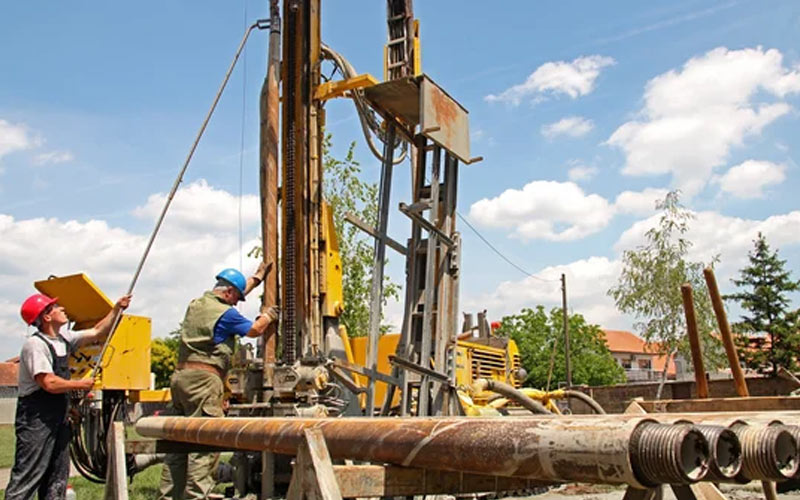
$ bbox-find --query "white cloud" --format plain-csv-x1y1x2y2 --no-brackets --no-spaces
133,179,260,234
486,55,615,105
465,208,800,332
469,181,614,241
33,150,74,166
716,160,786,199
0,180,265,361
462,257,624,329
0,119,35,160
567,165,599,182
607,47,800,196
615,210,800,280
614,188,669,216
542,116,594,138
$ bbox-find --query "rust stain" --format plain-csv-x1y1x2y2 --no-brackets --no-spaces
430,85,458,146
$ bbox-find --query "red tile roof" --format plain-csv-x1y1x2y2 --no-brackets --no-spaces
0,362,18,387
603,329,676,377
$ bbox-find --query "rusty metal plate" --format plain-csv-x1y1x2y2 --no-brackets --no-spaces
363,75,471,163
420,76,470,163
363,77,420,125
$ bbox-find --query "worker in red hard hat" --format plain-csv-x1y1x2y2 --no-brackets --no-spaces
159,263,278,500
5,291,131,500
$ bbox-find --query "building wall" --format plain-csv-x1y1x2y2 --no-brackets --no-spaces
569,376,798,414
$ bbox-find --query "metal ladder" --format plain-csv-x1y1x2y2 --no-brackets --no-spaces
385,0,415,80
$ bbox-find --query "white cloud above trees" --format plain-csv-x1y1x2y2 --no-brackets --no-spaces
469,180,614,241
0,119,36,161
0,180,264,361
486,55,615,105
607,47,800,196
542,116,594,138
715,160,786,199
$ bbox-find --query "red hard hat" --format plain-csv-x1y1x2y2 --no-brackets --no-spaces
490,321,502,330
20,293,58,325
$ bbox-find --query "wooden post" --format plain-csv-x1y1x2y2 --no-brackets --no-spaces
104,422,129,500
561,273,572,389
287,428,343,500
703,268,749,397
681,284,709,399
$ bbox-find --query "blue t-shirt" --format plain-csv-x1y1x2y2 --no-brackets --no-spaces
213,308,253,344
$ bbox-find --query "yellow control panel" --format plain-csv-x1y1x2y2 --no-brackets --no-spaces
34,273,152,391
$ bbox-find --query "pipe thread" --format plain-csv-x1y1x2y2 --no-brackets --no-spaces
733,425,798,481
694,425,742,481
630,422,709,486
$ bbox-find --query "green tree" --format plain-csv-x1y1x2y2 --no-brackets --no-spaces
150,329,179,389
498,306,626,388
323,135,399,336
726,233,800,374
608,191,724,398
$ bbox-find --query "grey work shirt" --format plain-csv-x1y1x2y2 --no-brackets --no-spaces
17,330,87,397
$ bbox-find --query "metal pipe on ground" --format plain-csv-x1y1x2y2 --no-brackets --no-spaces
135,416,709,487
693,425,742,481
731,422,798,482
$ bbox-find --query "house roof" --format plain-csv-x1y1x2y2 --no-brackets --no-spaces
602,329,676,377
0,362,18,387
603,329,659,354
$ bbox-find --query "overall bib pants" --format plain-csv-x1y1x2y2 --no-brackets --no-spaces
5,333,72,500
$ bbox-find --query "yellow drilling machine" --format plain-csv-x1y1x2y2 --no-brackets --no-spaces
37,3,800,500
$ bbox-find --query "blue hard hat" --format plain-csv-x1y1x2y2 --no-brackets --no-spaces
216,268,247,301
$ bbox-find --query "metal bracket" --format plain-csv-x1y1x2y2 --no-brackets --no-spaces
331,358,402,387
398,202,455,248
389,355,450,384
344,212,407,256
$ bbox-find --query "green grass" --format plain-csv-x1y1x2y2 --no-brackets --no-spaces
0,425,14,468
0,424,166,499
71,463,164,500
0,424,232,499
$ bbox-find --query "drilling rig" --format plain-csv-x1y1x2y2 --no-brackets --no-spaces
47,2,800,499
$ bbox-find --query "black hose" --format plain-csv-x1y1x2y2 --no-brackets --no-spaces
481,379,550,415
564,389,606,414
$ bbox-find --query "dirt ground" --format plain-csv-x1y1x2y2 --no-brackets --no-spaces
504,483,800,500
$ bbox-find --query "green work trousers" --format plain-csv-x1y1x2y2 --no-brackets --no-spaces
158,369,225,500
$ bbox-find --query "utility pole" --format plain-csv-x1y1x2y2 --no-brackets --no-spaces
561,273,572,390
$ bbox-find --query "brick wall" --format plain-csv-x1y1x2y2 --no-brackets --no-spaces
568,375,798,414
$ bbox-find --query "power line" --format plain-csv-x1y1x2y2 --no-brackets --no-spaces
456,211,559,283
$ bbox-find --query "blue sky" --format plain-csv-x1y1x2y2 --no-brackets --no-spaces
1,1,799,361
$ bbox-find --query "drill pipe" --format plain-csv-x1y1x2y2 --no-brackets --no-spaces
544,412,798,482
136,416,709,487
693,425,742,481
730,422,798,482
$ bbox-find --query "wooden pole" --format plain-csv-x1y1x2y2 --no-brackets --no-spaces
680,284,709,399
561,274,572,389
703,268,749,397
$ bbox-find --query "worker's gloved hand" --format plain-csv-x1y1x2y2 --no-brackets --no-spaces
260,305,280,322
115,294,132,310
252,261,269,282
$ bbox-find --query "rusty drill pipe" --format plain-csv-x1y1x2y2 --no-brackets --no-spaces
731,422,798,482
629,422,709,486
694,425,742,481
135,416,710,487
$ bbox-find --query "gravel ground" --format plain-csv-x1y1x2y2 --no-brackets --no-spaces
504,482,800,500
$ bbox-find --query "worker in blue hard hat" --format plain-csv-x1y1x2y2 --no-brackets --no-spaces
159,262,278,500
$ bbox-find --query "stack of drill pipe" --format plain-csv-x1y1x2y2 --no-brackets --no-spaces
557,412,800,482
136,416,710,487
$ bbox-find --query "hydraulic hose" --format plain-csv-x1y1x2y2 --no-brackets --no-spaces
564,389,606,414
472,379,550,415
